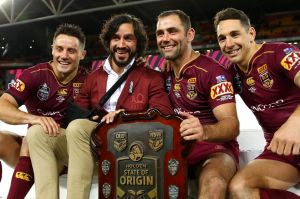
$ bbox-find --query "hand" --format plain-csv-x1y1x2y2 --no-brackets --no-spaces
136,57,150,68
268,127,300,155
100,109,125,124
179,112,206,142
29,115,60,137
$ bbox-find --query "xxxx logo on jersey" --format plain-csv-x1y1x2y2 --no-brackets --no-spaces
280,51,300,71
210,81,234,99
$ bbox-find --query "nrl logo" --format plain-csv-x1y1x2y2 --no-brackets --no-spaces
149,129,164,151
113,131,128,152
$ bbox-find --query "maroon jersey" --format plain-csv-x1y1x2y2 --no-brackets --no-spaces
167,53,239,164
231,42,300,142
7,62,87,128
168,53,235,124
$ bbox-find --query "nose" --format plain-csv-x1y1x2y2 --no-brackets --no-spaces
118,38,126,48
161,33,170,42
225,37,234,48
60,49,69,59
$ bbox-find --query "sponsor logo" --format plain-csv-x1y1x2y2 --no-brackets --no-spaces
187,77,196,84
280,51,300,71
73,83,83,87
56,95,65,103
11,79,25,92
283,47,293,55
257,64,268,74
248,87,256,93
210,81,234,99
216,75,226,83
173,108,201,115
246,77,255,86
57,88,68,96
37,83,50,101
217,94,234,102
37,109,62,117
250,99,284,112
15,172,32,182
173,84,181,91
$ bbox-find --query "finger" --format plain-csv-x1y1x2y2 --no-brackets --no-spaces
92,115,99,121
292,143,300,155
267,139,278,152
283,142,293,156
276,141,285,155
179,112,194,119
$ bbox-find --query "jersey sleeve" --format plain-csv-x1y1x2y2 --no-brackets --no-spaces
277,43,300,81
205,61,235,109
6,68,37,106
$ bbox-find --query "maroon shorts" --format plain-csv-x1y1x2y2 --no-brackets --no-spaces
186,141,239,166
256,148,300,171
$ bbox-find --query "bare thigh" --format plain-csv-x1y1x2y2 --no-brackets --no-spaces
234,159,300,189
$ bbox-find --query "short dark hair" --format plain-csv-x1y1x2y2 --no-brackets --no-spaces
99,13,148,57
213,8,251,31
53,23,86,49
157,10,191,33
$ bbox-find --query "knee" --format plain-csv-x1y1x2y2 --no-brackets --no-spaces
229,173,248,195
26,125,46,146
66,119,94,141
201,175,227,193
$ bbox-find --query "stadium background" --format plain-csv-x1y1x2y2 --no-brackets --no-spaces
0,0,299,90
0,0,300,198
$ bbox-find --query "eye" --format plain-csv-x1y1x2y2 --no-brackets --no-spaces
156,30,164,37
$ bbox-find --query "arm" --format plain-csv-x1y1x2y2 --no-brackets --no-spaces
268,70,300,155
0,93,59,136
180,102,239,142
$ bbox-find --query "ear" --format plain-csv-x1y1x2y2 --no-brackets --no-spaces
80,49,87,60
51,44,54,55
248,27,256,43
187,28,195,42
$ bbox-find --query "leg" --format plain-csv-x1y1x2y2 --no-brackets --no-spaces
26,125,67,199
229,159,300,199
197,152,237,199
0,131,22,167
66,119,97,199
7,138,34,199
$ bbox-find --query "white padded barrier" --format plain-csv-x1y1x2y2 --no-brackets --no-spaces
0,97,299,198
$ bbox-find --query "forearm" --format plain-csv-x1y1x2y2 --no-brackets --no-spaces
203,116,239,142
0,99,32,125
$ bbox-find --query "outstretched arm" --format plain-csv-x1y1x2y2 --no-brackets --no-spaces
0,93,60,136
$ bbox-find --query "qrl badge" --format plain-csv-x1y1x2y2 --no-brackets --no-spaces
114,132,128,152
149,129,163,151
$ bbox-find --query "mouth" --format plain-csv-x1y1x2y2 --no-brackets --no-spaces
57,60,71,66
225,47,241,57
160,44,176,52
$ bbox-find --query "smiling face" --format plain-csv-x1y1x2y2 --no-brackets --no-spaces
109,23,137,68
51,34,86,76
156,14,192,61
216,19,255,67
